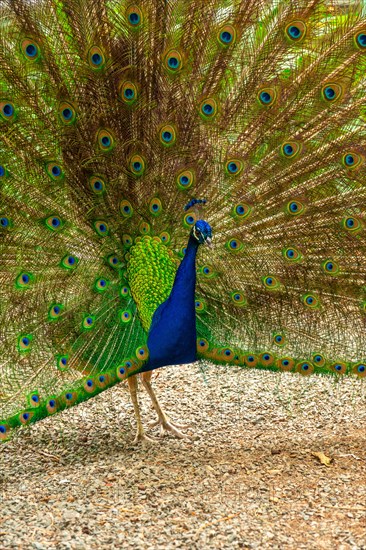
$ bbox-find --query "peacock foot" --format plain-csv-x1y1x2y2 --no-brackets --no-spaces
132,428,158,445
149,416,190,438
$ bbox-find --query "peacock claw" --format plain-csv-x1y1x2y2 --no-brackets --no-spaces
132,431,157,445
150,416,190,438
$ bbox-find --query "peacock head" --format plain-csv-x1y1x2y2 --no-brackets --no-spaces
192,220,212,246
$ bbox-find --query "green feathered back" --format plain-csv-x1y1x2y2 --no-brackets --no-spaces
1,0,366,441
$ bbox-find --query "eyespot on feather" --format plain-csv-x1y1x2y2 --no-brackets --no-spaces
61,254,79,270
94,278,109,293
302,293,320,309
93,220,109,237
226,238,243,253
21,38,41,61
230,291,247,307
120,200,133,218
353,363,366,378
177,169,195,190
107,254,121,268
58,101,77,124
16,272,33,289
285,200,305,216
260,352,274,367
281,141,301,159
46,398,59,415
119,80,138,104
56,355,69,371
313,353,326,367
342,152,363,170
129,154,145,176
89,176,106,195
217,24,236,46
276,357,295,372
17,334,33,353
296,361,314,376
225,159,243,176
321,83,343,103
244,354,258,368
159,124,176,147
262,275,280,290
45,162,64,181
149,197,162,216
341,216,363,234
258,87,277,106
199,97,218,120
88,46,106,70
136,346,149,361
97,129,115,152
232,203,251,221
322,259,340,276
331,362,347,375
48,303,64,321
0,101,16,122
355,31,366,50
197,338,209,352
120,310,132,323
45,215,64,231
82,314,95,330
164,49,184,73
282,246,302,262
285,20,307,42
273,333,286,347
126,5,143,28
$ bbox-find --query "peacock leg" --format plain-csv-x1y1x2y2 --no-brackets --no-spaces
140,371,190,438
127,375,156,444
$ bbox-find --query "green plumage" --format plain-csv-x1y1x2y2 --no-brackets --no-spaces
1,0,366,441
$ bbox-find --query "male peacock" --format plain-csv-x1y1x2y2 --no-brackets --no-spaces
1,0,366,444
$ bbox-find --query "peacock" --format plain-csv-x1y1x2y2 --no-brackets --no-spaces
1,0,366,444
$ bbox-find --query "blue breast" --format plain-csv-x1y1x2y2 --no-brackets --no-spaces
142,236,199,371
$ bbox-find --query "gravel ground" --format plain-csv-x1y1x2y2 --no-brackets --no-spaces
1,364,366,549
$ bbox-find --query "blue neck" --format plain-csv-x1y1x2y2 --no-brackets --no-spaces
143,234,200,371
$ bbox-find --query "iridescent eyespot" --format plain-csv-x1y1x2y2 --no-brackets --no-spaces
93,220,109,236
120,310,132,323
159,124,176,146
0,101,16,122
126,5,143,28
149,197,162,216
89,176,106,194
322,259,339,275
129,154,145,176
225,159,243,175
159,231,170,244
107,254,121,268
355,32,366,49
139,221,150,235
226,238,243,252
342,152,363,169
45,162,64,181
95,278,109,292
245,354,258,367
117,365,127,380
19,411,34,424
262,275,280,290
286,200,305,216
218,24,236,46
0,216,10,229
195,299,206,312
16,272,33,288
61,254,79,270
258,87,276,106
136,346,149,361
122,234,133,247
119,80,138,104
97,129,115,152
220,347,235,361
200,265,215,278
313,354,325,367
82,314,95,330
120,199,133,218
261,353,274,366
164,49,183,73
353,363,366,378
58,101,77,124
96,374,110,388
321,83,343,103
177,169,195,190
21,38,41,61
196,338,209,352
281,141,301,158
296,361,314,376
199,98,218,120
342,216,363,234
285,21,307,42
302,293,320,309
84,378,96,393
331,362,347,375
232,203,251,220
0,165,7,178
0,424,10,441
28,392,41,408
18,334,33,352
273,333,286,346
47,398,58,414
63,391,77,405
230,291,247,307
49,303,63,320
183,213,196,227
179,246,187,257
45,215,64,231
277,357,294,372
57,355,69,371
88,46,105,70
282,246,302,262
120,285,130,297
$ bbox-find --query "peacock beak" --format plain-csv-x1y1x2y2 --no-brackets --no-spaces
205,237,212,248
